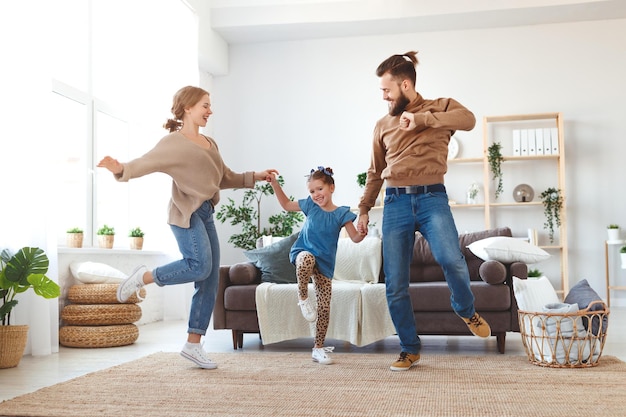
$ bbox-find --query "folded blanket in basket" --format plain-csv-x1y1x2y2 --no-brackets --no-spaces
534,302,600,365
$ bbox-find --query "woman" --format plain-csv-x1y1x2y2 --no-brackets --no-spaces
98,86,277,369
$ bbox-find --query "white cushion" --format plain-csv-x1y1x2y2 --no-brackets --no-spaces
513,276,560,312
261,235,285,248
467,236,550,264
334,237,382,283
70,261,127,284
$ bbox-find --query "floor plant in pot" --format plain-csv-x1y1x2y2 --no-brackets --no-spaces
0,247,60,368
216,176,304,250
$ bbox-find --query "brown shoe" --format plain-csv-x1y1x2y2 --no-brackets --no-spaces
461,313,491,338
390,352,420,371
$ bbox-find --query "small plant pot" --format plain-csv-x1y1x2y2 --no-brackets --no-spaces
607,228,620,242
98,235,114,249
621,253,626,269
130,237,144,250
66,233,83,248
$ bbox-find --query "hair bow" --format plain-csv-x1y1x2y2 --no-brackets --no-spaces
310,166,333,177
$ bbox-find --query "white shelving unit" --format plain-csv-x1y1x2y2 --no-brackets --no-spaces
605,240,626,307
449,113,568,296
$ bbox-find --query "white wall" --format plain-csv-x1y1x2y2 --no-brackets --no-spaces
210,19,626,305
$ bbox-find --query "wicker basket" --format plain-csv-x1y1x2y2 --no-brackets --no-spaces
61,304,142,325
518,300,609,368
0,325,29,369
68,284,145,304
59,324,139,348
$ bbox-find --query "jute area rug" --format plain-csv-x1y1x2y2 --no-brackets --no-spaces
1,352,625,417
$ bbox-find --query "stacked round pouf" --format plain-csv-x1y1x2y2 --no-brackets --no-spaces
59,284,146,348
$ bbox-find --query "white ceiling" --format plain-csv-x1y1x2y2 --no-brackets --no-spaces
208,0,626,44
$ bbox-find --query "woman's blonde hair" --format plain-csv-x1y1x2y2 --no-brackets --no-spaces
163,86,209,132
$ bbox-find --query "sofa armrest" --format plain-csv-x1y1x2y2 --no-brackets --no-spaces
478,260,507,285
213,263,261,330
507,261,528,333
509,262,528,280
229,262,262,285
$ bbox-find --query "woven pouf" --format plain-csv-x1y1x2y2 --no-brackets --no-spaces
61,284,145,348
68,283,145,304
61,304,142,326
59,324,139,348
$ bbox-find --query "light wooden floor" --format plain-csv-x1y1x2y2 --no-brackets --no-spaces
2,307,625,402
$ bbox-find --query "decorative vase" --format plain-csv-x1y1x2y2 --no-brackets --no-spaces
130,237,144,250
98,235,114,249
607,228,620,242
0,325,29,369
66,233,83,248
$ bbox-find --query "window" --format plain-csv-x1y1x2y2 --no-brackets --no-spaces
51,0,198,248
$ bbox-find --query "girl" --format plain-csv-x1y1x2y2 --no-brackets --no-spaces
268,166,365,364
98,85,276,369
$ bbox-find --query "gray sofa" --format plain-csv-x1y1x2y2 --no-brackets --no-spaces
213,227,528,353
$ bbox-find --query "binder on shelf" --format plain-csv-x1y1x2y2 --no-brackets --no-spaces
520,129,528,156
513,129,521,156
527,128,536,155
535,128,544,156
550,127,559,155
543,128,552,154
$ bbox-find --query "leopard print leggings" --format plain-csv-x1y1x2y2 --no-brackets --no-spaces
295,251,332,348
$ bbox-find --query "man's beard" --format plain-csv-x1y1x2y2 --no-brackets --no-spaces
388,92,410,116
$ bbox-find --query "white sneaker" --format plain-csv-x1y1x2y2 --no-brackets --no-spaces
298,298,317,322
180,342,218,369
116,265,147,303
312,347,334,365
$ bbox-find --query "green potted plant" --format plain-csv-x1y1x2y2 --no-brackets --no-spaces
607,224,620,242
357,172,367,188
527,268,543,278
540,187,563,243
620,246,626,269
128,227,144,250
0,247,60,368
66,227,84,248
487,142,504,199
97,224,115,249
216,176,304,250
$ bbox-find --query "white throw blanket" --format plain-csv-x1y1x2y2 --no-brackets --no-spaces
255,281,396,347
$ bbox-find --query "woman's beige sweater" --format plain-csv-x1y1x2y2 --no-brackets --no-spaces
115,132,254,228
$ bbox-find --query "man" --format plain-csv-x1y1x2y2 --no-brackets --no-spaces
357,51,491,371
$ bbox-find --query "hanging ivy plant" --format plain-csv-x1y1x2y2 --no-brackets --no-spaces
540,187,563,243
487,142,504,199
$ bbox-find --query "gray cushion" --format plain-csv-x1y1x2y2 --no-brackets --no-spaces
563,279,608,335
243,233,298,284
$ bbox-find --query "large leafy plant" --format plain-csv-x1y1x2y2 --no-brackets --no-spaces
216,176,304,250
1,247,60,325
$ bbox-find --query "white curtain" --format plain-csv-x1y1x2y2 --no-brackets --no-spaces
0,1,58,356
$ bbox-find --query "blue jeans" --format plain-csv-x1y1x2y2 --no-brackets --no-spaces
153,201,220,336
382,187,475,354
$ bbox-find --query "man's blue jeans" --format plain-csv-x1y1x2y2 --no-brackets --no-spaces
153,200,220,336
382,188,476,354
